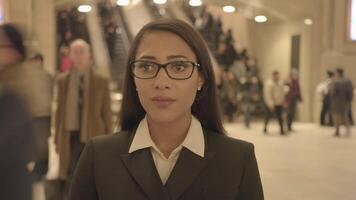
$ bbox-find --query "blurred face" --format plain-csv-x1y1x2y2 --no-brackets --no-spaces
247,58,255,66
69,42,91,72
291,73,298,80
134,31,204,123
0,30,22,67
273,72,279,82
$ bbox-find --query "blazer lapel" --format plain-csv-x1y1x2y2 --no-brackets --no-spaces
120,148,170,200
164,147,216,200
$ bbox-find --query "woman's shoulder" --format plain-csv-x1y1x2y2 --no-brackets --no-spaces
205,130,254,156
89,130,132,153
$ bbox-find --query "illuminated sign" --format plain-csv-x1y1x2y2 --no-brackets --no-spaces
351,0,356,40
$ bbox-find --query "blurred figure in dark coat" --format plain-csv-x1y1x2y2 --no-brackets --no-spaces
0,89,34,200
0,23,37,200
329,68,354,136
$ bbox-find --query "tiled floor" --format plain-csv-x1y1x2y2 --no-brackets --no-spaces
33,122,356,200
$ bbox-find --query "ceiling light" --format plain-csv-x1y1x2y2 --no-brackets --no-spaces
117,0,130,6
78,5,92,13
304,18,313,25
189,0,202,7
223,5,236,13
154,0,167,4
255,15,267,23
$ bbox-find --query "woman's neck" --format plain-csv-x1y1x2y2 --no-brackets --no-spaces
147,114,192,158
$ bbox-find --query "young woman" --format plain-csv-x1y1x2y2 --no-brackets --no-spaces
70,19,264,200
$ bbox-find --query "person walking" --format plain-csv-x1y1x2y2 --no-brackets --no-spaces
316,70,334,126
284,70,302,131
54,39,112,198
329,68,354,136
263,70,286,135
26,53,54,181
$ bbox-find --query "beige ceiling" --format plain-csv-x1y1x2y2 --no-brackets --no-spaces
206,0,318,22
55,0,317,22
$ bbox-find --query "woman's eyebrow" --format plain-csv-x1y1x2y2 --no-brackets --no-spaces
137,55,156,60
167,55,189,60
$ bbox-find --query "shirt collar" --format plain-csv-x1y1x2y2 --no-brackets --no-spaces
129,115,205,158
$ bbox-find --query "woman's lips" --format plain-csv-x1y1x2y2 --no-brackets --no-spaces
151,96,176,108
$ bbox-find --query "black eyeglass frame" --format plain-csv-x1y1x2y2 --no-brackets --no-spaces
130,60,200,80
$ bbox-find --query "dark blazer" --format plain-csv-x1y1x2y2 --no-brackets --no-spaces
70,129,264,200
0,91,34,200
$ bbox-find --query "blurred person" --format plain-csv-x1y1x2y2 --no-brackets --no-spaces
216,39,238,71
57,10,73,46
284,69,302,132
59,45,72,72
72,14,89,42
316,70,334,126
54,39,112,197
104,18,118,60
239,75,258,128
220,70,238,122
245,57,259,78
27,53,54,181
329,68,354,136
212,15,223,49
263,70,287,135
69,19,263,200
0,24,43,118
0,88,34,200
0,23,35,200
224,28,234,45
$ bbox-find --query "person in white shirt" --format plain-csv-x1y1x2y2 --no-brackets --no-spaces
69,19,264,200
316,70,334,126
263,70,286,135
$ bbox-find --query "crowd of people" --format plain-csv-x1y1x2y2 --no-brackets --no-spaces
189,6,306,134
0,23,112,200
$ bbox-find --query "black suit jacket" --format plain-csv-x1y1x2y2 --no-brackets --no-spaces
70,129,264,200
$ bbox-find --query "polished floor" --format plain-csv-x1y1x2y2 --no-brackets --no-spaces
225,122,356,200
33,122,356,200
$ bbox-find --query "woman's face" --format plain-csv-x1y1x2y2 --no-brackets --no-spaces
0,30,22,67
134,31,204,123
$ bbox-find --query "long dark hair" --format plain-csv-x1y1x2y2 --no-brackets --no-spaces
119,18,225,134
0,24,26,60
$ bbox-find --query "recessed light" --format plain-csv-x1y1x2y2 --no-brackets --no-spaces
117,0,130,6
304,18,313,25
78,5,92,13
189,0,202,7
154,0,167,5
255,15,267,23
223,5,236,13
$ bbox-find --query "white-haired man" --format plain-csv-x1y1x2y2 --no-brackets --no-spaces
54,39,112,185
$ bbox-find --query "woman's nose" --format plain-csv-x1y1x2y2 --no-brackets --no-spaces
153,68,172,89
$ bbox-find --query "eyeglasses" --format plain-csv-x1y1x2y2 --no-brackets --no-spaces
131,60,200,80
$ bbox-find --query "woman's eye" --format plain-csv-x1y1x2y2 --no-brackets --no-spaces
171,63,188,71
139,63,154,71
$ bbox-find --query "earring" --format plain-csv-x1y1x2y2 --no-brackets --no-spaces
198,87,201,91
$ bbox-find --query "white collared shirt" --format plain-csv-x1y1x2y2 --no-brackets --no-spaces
129,115,205,184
